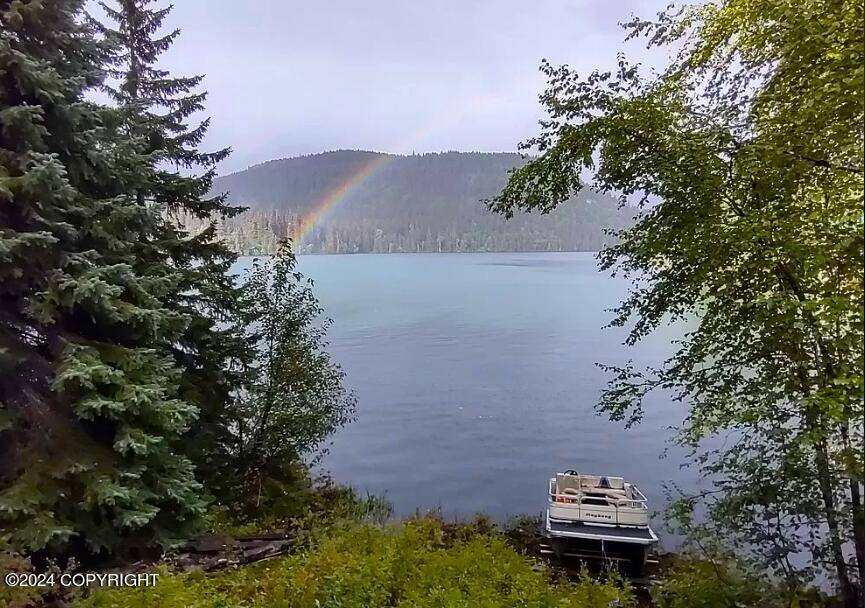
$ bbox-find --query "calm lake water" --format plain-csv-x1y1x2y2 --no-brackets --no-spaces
234,252,696,543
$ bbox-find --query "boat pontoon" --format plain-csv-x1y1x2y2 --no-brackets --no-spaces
541,470,658,578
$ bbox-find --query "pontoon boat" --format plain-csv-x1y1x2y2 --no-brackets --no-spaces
541,470,658,578
548,471,649,527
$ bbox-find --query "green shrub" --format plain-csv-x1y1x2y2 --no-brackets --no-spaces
206,472,392,539
0,551,85,608
76,518,633,608
0,552,41,608
653,555,834,608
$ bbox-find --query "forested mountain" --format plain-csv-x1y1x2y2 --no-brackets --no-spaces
192,150,634,254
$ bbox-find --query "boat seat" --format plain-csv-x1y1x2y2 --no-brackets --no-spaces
556,473,581,493
554,473,638,507
555,487,581,504
611,497,637,506
584,488,628,498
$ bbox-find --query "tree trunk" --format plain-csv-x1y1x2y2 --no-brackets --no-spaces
850,476,865,607
778,264,860,605
807,411,857,607
841,422,865,606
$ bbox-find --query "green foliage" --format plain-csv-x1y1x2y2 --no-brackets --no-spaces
0,0,205,555
97,0,360,530
206,469,391,538
491,0,863,602
0,552,42,608
225,245,355,518
74,517,634,608
1,0,358,559
0,551,87,608
653,554,834,608
94,0,254,502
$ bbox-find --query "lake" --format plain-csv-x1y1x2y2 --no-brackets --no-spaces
235,252,696,544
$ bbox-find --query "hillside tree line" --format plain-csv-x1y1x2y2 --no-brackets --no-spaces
184,150,634,255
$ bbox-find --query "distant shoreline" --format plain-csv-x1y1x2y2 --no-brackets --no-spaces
235,249,604,257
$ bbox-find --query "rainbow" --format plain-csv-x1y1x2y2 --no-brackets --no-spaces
290,152,391,245
288,92,498,247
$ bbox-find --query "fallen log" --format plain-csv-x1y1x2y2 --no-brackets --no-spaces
169,535,295,573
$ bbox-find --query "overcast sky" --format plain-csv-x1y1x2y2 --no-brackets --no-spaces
113,0,671,175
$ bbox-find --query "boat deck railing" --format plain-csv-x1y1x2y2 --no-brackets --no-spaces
548,479,649,510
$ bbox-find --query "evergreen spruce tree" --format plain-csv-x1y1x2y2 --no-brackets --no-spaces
95,0,252,500
0,0,206,554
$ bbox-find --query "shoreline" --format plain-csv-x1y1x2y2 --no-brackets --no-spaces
236,249,604,257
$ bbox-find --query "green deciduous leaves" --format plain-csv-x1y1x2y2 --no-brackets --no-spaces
493,0,863,601
227,244,355,518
